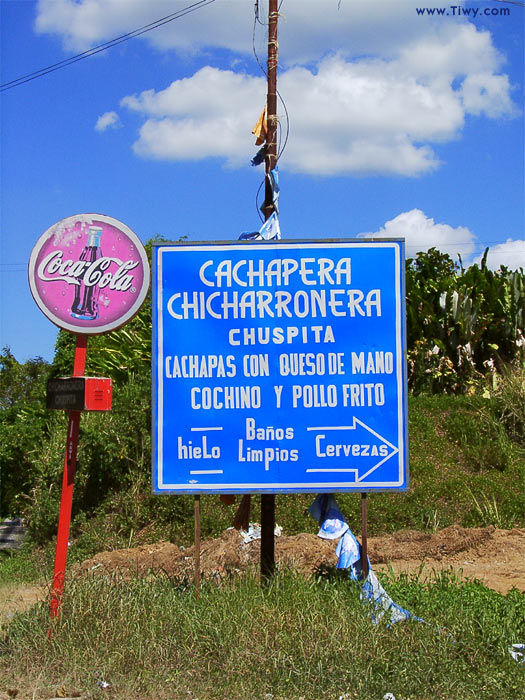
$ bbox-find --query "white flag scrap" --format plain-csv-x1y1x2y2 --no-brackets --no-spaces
258,211,281,240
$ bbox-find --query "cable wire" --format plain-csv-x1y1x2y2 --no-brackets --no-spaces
492,0,525,7
1,0,216,92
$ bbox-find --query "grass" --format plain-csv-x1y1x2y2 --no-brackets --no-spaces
4,387,523,562
1,569,524,700
0,543,50,587
1,391,523,586
1,389,524,698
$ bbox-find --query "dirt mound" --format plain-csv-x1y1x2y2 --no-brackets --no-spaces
73,529,337,581
369,525,495,562
373,526,525,594
3,526,523,625
74,526,525,594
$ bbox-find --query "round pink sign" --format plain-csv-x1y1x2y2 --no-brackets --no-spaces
28,214,150,335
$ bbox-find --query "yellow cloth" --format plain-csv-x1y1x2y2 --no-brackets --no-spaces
252,107,267,145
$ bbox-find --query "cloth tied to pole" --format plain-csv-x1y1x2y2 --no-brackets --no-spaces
258,211,281,240
309,494,422,625
252,107,267,146
251,145,267,167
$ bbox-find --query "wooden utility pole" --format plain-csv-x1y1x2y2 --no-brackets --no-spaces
263,0,279,221
260,0,279,582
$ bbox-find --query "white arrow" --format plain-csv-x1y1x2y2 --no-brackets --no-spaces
305,417,399,482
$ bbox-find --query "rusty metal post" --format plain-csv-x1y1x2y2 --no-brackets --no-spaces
361,493,369,579
260,493,275,581
233,494,251,531
195,494,201,598
260,0,279,583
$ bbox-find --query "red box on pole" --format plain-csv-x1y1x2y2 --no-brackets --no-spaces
84,377,112,411
47,377,112,411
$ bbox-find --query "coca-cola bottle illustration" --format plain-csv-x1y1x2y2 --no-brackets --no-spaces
71,226,103,320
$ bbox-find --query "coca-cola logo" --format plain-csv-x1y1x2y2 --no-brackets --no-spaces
28,214,150,335
37,251,139,291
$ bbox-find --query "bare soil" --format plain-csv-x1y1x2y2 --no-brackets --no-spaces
2,526,523,627
0,583,47,624
73,525,525,595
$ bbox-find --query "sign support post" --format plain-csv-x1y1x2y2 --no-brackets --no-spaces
194,495,201,598
49,334,87,619
361,493,369,579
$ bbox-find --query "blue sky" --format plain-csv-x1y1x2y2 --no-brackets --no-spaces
1,0,524,363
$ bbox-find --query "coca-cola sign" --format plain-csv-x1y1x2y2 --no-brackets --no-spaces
29,214,150,334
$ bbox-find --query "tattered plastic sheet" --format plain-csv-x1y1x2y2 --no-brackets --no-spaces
252,106,267,146
267,167,280,214
238,231,261,241
309,494,421,625
309,493,348,540
238,522,283,544
509,643,525,664
251,145,266,166
239,211,281,243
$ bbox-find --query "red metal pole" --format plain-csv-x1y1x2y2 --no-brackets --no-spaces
49,334,87,619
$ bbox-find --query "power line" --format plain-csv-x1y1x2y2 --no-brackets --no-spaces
0,0,216,93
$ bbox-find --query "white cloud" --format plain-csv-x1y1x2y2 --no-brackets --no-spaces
121,39,514,176
460,72,517,119
95,111,121,132
34,0,438,62
359,209,477,262
358,210,525,270
475,239,525,271
121,67,266,163
35,0,519,176
35,0,159,53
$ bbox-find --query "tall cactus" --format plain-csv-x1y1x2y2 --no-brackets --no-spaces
406,248,524,393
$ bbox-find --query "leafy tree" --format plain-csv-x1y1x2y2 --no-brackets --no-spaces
20,237,163,539
0,348,50,516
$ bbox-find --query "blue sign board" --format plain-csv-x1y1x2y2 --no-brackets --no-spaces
153,240,408,493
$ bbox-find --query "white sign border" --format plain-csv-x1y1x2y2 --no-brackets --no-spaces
154,239,408,493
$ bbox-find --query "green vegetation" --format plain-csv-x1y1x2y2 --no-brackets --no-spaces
0,247,524,699
406,248,524,394
0,543,47,587
1,248,524,553
1,570,524,700
1,369,523,560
